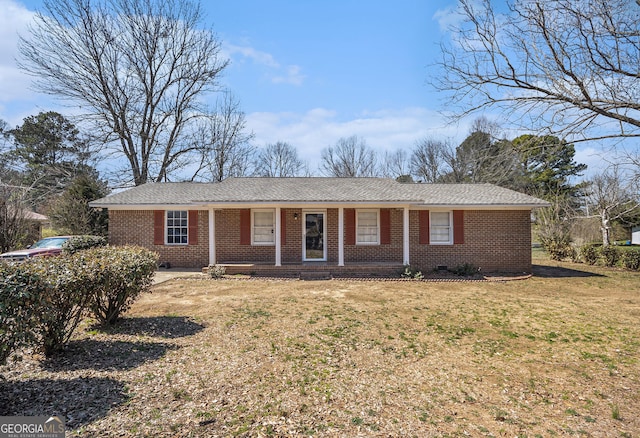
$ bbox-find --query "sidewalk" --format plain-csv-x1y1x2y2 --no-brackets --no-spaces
153,268,204,284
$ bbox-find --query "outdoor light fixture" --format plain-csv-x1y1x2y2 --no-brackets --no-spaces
293,213,299,220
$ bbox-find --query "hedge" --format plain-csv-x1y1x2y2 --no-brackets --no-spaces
0,263,48,365
0,245,158,360
62,235,107,254
85,246,158,325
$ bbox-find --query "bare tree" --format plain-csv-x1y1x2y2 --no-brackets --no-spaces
18,0,229,186
191,92,255,182
584,166,640,247
0,184,33,253
439,117,519,186
255,142,308,177
380,149,411,180
410,138,451,183
320,136,378,177
435,0,640,144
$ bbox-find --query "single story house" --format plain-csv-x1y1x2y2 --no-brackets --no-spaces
90,177,549,275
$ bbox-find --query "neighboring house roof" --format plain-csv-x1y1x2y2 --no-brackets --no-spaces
24,211,49,221
90,177,550,208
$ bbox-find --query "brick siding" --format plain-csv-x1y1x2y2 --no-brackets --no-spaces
109,210,209,268
108,208,532,272
409,209,532,273
343,208,404,263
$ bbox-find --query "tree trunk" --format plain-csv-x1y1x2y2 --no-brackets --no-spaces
601,211,611,247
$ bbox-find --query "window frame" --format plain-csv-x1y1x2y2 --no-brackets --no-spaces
252,209,276,246
356,209,380,245
166,210,189,245
429,210,453,245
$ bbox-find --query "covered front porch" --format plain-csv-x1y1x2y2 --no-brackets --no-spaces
207,206,412,268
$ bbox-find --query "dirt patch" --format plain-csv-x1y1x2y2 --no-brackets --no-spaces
2,259,639,436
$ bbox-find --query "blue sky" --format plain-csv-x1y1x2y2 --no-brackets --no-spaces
0,0,604,175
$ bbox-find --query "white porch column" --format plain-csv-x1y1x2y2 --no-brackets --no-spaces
208,208,216,266
338,207,344,266
275,207,282,266
403,207,410,266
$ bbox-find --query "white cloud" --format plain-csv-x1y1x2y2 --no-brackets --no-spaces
224,44,280,68
246,107,468,174
272,64,305,86
0,0,35,100
224,42,306,86
433,6,463,32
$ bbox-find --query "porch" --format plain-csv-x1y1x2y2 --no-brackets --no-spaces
207,262,406,279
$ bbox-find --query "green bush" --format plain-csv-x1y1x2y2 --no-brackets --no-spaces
87,246,158,325
600,246,620,267
62,235,107,254
1,246,158,358
580,244,599,265
30,255,97,356
541,233,573,261
451,263,480,277
0,263,48,365
620,249,640,271
400,265,423,280
208,264,226,279
569,246,580,263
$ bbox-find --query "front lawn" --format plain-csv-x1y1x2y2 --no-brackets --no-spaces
2,258,639,437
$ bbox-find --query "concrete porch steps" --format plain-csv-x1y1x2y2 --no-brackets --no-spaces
207,262,404,279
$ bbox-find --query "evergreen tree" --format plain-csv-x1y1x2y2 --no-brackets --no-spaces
48,174,109,236
512,135,587,200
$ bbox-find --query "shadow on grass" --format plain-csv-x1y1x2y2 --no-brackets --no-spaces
95,316,205,339
0,376,127,429
532,264,606,278
43,339,176,372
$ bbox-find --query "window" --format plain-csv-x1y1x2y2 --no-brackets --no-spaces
356,210,379,244
253,210,275,245
430,211,452,244
166,210,188,244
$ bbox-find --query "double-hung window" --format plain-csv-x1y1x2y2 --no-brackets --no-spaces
253,210,275,245
430,211,452,244
166,210,188,244
356,210,379,245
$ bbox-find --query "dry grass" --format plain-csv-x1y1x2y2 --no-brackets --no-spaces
2,255,640,437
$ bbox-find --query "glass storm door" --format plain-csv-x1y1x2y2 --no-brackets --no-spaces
303,212,326,261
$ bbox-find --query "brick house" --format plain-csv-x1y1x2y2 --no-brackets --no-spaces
90,177,549,275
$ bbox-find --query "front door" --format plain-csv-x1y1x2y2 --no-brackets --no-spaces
303,212,326,261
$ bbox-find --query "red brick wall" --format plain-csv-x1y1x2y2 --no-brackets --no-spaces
109,210,209,268
409,210,532,273
109,208,533,272
215,209,274,263
282,208,302,263
344,209,404,263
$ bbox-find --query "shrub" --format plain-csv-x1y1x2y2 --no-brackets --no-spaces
620,249,640,271
541,233,573,261
208,264,226,279
1,246,158,358
62,235,107,254
30,255,97,356
401,265,423,280
569,246,580,263
580,244,599,265
451,263,480,277
600,246,620,267
0,263,48,365
87,246,158,325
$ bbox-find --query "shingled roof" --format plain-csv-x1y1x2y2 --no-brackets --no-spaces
90,177,549,208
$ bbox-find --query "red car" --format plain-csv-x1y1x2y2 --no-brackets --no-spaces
0,236,71,262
